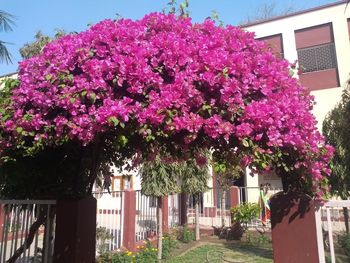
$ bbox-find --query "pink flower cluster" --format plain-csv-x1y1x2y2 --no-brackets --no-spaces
0,13,333,197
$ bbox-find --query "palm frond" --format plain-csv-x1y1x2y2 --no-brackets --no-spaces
0,10,16,32
0,41,12,64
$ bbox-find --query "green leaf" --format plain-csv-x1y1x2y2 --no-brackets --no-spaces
242,138,249,148
90,92,96,103
45,74,52,81
108,117,119,126
16,127,23,133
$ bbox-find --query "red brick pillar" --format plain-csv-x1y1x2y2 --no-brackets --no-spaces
162,196,169,233
0,204,5,241
270,191,321,263
123,190,136,251
229,186,240,208
212,167,217,207
53,197,97,263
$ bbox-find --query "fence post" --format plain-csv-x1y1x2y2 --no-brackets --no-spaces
229,186,240,208
0,204,5,241
162,196,169,233
123,190,136,251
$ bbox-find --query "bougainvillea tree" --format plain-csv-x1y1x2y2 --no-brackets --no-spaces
0,13,333,200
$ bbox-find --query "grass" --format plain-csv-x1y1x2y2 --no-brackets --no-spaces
165,243,273,263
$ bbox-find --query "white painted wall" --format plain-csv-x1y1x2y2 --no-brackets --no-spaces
244,2,350,130
243,2,350,189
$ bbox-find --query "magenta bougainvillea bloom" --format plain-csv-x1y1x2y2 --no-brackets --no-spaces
0,13,333,198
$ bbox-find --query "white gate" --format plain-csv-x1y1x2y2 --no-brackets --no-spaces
94,191,124,254
316,200,350,263
0,200,56,263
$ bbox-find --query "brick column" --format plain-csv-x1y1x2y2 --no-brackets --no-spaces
53,197,97,263
162,196,169,232
123,190,136,251
271,191,321,263
229,186,240,208
0,204,5,241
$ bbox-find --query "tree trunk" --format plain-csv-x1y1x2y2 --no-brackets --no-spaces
157,197,163,260
221,190,226,227
343,207,349,234
7,211,46,263
195,194,200,241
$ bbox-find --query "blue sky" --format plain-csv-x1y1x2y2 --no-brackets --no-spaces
0,0,338,75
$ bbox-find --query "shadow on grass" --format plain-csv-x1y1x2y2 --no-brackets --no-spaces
165,242,273,263
222,242,273,261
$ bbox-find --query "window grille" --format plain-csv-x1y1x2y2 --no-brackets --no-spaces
297,43,337,73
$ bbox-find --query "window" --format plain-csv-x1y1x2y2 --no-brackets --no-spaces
295,23,339,90
258,34,284,58
297,43,337,73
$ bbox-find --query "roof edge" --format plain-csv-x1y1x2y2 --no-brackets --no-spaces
241,0,347,28
0,72,18,78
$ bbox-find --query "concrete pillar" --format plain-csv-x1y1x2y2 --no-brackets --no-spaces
53,197,97,263
270,191,321,263
162,196,169,233
245,167,260,203
212,167,217,207
123,190,136,251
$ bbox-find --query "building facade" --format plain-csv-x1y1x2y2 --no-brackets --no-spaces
241,0,350,197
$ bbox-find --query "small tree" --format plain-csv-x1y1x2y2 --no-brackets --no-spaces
180,158,210,240
19,30,66,59
140,154,180,260
213,151,243,227
323,86,350,233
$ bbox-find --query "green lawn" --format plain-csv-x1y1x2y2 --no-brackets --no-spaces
165,243,273,263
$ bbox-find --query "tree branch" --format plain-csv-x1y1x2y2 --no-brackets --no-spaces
6,211,46,263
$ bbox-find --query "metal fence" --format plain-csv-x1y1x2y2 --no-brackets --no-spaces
135,191,158,242
187,188,232,227
0,200,56,263
316,200,350,263
168,193,180,228
186,186,284,228
94,191,124,254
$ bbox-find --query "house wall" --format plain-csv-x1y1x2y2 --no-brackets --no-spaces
0,73,17,90
242,1,350,192
243,2,350,131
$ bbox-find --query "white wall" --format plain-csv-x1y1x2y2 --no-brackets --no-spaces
243,2,350,188
244,2,350,130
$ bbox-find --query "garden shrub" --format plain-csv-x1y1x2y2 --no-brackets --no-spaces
97,240,157,263
339,233,350,256
96,226,113,255
231,203,260,230
177,226,195,243
162,233,178,259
